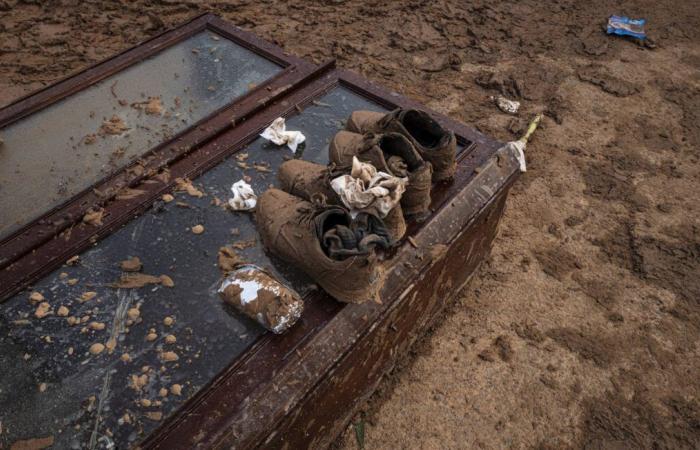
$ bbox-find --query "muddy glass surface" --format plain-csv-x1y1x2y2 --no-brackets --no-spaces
0,30,282,241
0,86,384,449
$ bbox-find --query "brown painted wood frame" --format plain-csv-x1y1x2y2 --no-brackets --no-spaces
0,12,317,298
1,15,519,449
135,69,517,449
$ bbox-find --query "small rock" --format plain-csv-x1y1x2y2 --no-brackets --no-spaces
163,316,174,326
164,334,176,344
89,343,105,355
57,306,70,317
145,411,163,421
160,351,179,362
191,224,204,234
89,322,105,331
34,302,51,319
170,384,182,396
162,193,174,203
127,308,140,320
130,374,148,391
29,291,45,304
80,291,97,303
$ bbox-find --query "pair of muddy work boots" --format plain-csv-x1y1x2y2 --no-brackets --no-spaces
256,108,457,304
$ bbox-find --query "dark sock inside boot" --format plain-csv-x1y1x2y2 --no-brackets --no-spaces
317,210,392,260
402,110,444,149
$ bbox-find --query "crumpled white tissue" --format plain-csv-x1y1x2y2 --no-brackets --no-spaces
260,117,306,153
330,157,406,218
228,180,257,211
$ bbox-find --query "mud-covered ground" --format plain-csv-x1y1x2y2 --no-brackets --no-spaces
1,0,699,448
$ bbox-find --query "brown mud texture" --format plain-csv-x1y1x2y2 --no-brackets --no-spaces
1,0,699,449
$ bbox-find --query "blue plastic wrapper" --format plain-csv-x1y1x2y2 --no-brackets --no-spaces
607,15,647,40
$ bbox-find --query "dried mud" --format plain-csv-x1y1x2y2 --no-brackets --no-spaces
1,0,699,449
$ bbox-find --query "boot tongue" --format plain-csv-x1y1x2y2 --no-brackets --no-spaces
316,209,392,260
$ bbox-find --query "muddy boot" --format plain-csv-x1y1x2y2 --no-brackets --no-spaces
278,159,340,204
329,131,432,217
278,159,406,241
256,188,390,303
346,109,456,181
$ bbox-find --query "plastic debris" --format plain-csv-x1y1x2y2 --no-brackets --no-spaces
218,264,304,334
260,117,306,153
330,157,406,218
607,15,646,40
495,96,520,114
228,180,257,211
501,114,542,172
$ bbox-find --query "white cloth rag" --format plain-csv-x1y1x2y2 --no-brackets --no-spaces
228,180,257,211
330,157,406,218
504,139,527,172
260,117,306,153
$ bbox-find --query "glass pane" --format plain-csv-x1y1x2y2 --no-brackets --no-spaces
0,86,385,449
0,30,282,240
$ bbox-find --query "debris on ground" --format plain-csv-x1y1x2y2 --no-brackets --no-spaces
191,224,204,234
260,117,306,152
228,180,257,211
494,95,520,114
607,15,647,40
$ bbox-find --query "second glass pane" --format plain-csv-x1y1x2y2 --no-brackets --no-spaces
0,30,282,240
